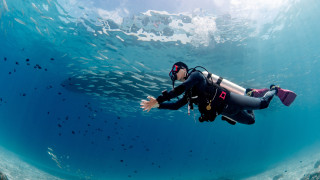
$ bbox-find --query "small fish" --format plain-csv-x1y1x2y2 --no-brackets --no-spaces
106,44,118,51
3,0,9,11
14,18,26,25
88,43,96,47
35,26,42,35
34,64,42,69
116,35,124,42
30,17,37,25
32,3,42,14
80,57,90,60
41,16,54,21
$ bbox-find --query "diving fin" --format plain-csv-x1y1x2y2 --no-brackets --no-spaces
221,116,236,125
276,87,297,106
270,85,297,106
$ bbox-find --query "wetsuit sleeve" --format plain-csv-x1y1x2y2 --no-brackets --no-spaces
156,71,203,103
158,95,188,110
156,85,186,103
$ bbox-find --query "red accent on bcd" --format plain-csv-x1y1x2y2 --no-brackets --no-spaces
219,91,226,100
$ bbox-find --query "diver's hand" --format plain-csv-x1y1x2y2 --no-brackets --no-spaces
140,96,159,112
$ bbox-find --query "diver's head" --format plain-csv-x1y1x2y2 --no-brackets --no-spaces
169,62,188,83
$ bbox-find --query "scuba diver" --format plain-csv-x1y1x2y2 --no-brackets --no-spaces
140,62,297,125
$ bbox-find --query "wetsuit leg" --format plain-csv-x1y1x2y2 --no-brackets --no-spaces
227,89,276,110
221,90,276,125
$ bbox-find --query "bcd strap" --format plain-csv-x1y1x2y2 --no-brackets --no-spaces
216,77,223,85
207,72,212,79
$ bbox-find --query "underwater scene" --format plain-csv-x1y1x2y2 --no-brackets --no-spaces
0,0,320,179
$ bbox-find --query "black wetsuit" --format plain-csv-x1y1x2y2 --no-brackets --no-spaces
156,71,276,125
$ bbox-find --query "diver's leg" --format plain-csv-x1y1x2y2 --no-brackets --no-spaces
228,90,276,110
259,89,277,109
246,88,269,97
246,86,297,106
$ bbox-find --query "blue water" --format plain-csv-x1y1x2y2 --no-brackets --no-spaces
0,0,320,179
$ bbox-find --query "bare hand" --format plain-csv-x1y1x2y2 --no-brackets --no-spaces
140,96,159,112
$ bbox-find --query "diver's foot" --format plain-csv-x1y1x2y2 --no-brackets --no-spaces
270,84,297,106
270,84,279,94
245,88,254,96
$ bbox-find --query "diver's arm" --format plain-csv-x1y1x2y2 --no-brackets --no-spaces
141,72,202,112
156,85,186,103
158,95,188,110
156,72,202,103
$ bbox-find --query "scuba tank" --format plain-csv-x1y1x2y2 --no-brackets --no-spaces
187,66,246,96
201,71,246,96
